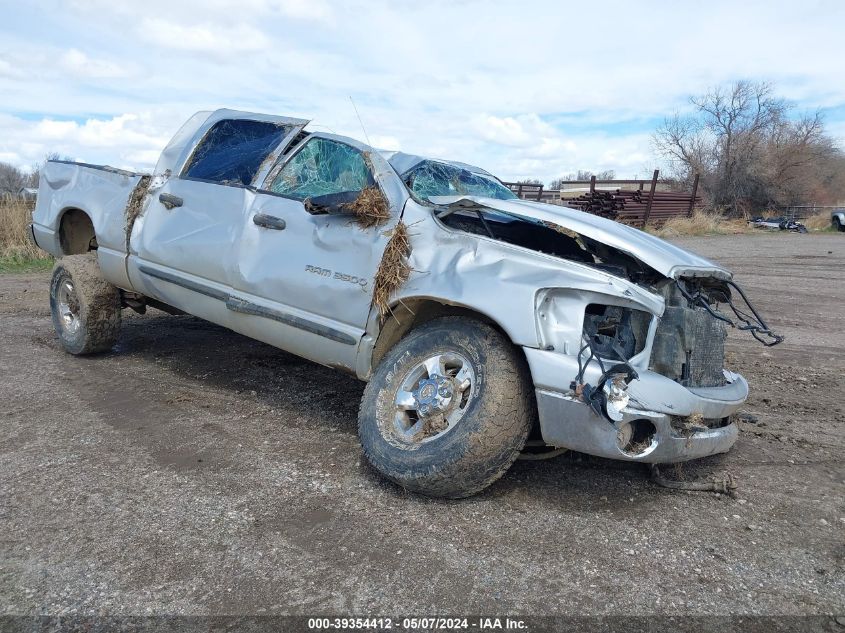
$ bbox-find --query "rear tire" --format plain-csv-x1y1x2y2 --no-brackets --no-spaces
50,254,121,355
358,317,534,498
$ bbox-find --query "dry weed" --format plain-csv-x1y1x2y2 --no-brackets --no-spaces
344,186,390,229
372,221,411,318
0,199,43,260
802,213,835,231
653,211,751,237
124,175,152,251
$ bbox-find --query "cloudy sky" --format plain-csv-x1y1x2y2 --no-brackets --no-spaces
1,0,843,182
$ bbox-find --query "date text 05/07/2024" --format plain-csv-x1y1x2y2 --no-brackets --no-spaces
307,617,528,630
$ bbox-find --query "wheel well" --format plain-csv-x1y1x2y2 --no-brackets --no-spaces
371,298,511,368
370,298,542,443
59,208,96,255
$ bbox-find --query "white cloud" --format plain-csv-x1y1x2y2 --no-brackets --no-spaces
0,57,23,79
0,113,173,172
71,0,334,23
138,19,271,56
474,114,559,148
59,49,128,79
369,135,401,151
250,0,334,22
1,0,844,182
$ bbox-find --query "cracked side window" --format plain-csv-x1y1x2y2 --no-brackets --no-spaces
269,138,371,199
183,119,289,186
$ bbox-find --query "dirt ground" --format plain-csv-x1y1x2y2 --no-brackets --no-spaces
0,233,843,620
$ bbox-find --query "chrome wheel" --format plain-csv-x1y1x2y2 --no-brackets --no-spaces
393,352,476,443
56,280,81,335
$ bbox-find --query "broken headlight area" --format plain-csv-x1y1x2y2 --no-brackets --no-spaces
571,305,652,423
535,296,654,423
583,304,651,361
569,278,778,422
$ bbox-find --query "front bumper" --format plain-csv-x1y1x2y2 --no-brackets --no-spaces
524,348,747,463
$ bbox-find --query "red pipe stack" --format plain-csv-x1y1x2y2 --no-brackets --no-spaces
562,189,702,226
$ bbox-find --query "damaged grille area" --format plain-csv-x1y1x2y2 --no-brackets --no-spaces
650,282,728,387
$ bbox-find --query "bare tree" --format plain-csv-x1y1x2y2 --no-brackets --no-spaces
653,80,845,213
549,169,616,190
0,163,26,196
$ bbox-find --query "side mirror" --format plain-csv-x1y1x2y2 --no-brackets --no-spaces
304,190,361,215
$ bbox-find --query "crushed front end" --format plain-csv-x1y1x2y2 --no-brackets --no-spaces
526,275,780,463
422,194,781,463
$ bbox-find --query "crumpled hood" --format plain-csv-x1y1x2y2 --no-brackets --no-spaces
428,195,732,281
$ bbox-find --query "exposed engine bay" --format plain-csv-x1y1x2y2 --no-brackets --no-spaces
441,207,782,353
440,210,662,284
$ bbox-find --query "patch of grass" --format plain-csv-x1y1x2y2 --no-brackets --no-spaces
649,210,752,237
802,212,837,232
0,199,54,273
0,254,53,274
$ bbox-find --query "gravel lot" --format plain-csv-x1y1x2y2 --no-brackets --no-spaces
0,233,843,622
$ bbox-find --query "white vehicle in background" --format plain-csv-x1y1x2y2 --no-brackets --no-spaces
29,108,782,498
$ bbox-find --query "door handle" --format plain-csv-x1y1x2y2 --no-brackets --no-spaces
253,213,286,230
159,193,183,209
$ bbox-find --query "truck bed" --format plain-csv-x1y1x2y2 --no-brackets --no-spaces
31,160,150,290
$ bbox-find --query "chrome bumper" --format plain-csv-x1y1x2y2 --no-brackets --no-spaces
524,347,747,463
535,390,739,463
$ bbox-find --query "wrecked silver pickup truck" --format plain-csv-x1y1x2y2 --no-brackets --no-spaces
30,109,782,498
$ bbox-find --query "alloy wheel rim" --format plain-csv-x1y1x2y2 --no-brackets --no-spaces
56,280,81,335
392,351,476,444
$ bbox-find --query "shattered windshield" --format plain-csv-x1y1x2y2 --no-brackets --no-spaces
183,119,289,186
269,138,371,199
403,160,517,202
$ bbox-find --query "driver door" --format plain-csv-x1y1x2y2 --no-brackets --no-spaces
228,135,405,370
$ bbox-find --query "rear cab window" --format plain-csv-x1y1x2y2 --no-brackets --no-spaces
182,119,290,186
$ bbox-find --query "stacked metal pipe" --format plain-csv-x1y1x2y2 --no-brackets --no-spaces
562,189,702,226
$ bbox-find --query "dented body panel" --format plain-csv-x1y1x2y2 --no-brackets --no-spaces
427,195,732,281
31,108,762,465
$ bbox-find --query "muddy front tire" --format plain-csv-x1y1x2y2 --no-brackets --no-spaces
49,254,121,355
358,317,534,498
